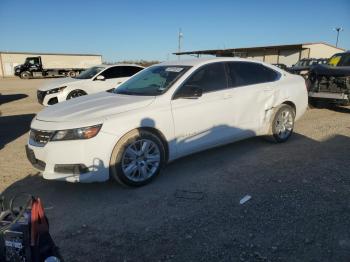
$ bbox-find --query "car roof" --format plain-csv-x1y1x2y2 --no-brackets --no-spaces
99,64,145,68
159,57,268,67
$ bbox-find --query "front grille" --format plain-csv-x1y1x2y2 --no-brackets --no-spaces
29,129,54,146
37,90,47,104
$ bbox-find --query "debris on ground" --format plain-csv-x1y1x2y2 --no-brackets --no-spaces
240,195,252,205
174,190,205,200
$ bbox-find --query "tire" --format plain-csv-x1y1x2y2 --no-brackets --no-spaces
67,71,76,78
267,104,295,143
66,89,87,100
308,98,320,109
20,71,31,79
110,129,166,187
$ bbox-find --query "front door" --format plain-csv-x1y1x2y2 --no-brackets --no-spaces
171,62,240,156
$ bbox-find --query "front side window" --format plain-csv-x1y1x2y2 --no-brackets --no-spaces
226,62,279,88
337,54,350,66
75,66,105,79
114,66,190,96
181,62,227,94
26,58,39,65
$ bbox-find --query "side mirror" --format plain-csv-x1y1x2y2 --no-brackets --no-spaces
95,75,105,81
175,84,202,99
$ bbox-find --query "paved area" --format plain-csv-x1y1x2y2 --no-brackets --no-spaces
1,78,350,261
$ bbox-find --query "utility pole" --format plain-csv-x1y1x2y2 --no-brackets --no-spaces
334,27,343,47
178,28,183,60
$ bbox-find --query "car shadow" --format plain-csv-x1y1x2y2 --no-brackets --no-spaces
1,125,350,261
0,93,28,106
325,105,350,114
0,114,35,149
309,101,350,113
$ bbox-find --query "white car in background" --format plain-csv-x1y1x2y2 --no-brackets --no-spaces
27,58,308,186
37,64,144,106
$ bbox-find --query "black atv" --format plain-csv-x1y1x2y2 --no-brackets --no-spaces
307,51,350,106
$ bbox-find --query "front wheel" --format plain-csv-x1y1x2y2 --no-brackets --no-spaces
269,104,295,143
20,71,31,79
110,130,166,187
66,89,87,100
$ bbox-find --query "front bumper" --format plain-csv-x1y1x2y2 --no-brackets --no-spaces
26,131,118,183
37,90,65,106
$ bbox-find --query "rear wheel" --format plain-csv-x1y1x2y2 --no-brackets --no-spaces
110,130,165,187
268,104,295,143
20,71,31,79
66,89,87,100
67,71,76,78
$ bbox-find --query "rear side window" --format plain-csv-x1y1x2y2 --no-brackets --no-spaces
340,55,350,66
183,62,227,93
226,62,280,88
100,67,124,79
123,66,143,77
100,66,143,79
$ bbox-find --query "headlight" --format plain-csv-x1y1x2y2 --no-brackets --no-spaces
51,124,102,141
47,86,67,94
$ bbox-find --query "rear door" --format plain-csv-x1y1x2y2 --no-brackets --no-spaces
225,62,281,132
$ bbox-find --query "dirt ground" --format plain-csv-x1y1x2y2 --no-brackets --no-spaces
1,78,350,262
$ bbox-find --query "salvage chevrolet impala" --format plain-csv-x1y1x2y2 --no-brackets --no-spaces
26,58,308,186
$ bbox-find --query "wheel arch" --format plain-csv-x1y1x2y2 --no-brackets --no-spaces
113,126,169,163
66,89,88,99
281,100,296,114
138,127,169,162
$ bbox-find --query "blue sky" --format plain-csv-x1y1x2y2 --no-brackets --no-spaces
0,0,349,62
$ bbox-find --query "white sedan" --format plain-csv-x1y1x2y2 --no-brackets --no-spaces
37,64,144,106
27,58,308,186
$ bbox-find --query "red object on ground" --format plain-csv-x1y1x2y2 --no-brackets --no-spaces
30,198,49,247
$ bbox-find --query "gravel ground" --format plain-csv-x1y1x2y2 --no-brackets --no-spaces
1,78,350,262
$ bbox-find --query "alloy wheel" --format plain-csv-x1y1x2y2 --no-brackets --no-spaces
121,139,161,182
275,109,294,140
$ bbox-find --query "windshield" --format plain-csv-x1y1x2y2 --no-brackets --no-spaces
75,66,105,79
114,65,191,96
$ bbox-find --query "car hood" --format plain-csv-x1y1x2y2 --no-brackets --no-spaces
35,92,155,123
38,77,84,91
